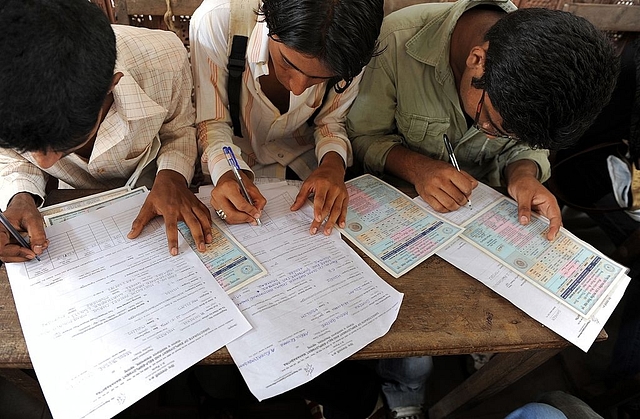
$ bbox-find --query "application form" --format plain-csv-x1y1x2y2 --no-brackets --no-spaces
339,174,463,277
418,183,630,351
6,193,251,419
198,182,403,401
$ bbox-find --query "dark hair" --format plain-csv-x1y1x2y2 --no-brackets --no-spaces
0,0,116,153
475,8,619,150
259,0,384,93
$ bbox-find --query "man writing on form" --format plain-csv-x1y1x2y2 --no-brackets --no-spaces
0,0,212,263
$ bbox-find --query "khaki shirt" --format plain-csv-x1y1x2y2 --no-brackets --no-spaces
346,0,550,187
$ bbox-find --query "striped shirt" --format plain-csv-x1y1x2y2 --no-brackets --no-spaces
190,0,357,183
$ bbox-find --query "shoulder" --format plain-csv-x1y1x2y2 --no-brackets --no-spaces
112,25,188,74
191,0,231,33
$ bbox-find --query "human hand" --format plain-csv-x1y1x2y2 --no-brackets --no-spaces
413,157,477,212
210,170,266,225
506,161,562,241
0,193,48,263
291,152,348,236
128,170,213,256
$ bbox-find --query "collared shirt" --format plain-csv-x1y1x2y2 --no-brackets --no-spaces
346,0,550,187
0,25,197,210
190,0,356,183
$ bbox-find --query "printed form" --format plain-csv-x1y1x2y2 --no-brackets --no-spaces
198,182,403,401
417,183,630,351
6,193,251,419
339,174,463,277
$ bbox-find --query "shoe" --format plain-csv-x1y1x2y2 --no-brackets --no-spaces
388,405,426,419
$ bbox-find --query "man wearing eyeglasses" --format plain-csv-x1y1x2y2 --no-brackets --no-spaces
347,0,618,243
346,0,618,417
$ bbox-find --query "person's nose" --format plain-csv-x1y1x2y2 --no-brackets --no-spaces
288,73,316,96
31,150,63,169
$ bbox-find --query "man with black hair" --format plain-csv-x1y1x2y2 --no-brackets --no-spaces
346,0,618,417
347,0,618,243
0,0,212,263
190,0,384,236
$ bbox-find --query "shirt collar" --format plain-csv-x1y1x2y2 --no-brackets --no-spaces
248,19,271,77
110,69,167,121
406,0,516,85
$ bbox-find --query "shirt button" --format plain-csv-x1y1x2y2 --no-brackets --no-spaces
278,153,284,158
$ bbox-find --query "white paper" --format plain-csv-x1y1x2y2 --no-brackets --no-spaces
199,183,403,401
6,193,251,419
416,183,630,351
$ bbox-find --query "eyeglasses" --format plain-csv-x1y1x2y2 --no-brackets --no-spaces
473,89,519,141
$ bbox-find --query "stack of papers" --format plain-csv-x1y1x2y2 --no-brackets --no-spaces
6,181,402,418
338,174,629,352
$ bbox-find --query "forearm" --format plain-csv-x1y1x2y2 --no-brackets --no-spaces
384,145,435,186
505,159,540,185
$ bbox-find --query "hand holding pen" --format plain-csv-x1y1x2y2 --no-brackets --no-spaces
0,209,41,262
443,134,473,209
220,146,262,226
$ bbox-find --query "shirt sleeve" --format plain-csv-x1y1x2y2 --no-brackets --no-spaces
310,74,363,169
0,150,47,211
346,50,405,175
190,6,250,184
155,39,198,184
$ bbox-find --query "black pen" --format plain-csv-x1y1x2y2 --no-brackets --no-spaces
0,209,41,261
442,134,472,209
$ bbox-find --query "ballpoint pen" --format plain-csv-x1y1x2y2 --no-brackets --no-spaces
222,146,262,226
442,134,472,209
0,209,41,261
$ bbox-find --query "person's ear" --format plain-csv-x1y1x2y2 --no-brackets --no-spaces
109,72,124,93
466,42,489,75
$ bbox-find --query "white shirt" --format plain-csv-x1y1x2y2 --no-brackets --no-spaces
0,25,197,210
190,0,358,183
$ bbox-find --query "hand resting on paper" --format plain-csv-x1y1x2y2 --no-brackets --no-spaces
290,151,349,236
0,192,48,263
128,169,213,256
505,160,562,241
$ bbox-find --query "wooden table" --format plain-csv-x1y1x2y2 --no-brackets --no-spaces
0,188,606,418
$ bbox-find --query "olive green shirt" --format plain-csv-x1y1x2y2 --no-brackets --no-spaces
346,0,550,187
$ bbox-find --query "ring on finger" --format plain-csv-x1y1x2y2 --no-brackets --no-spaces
215,209,227,221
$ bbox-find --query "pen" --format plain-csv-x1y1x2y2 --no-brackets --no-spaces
442,134,472,209
222,146,262,226
0,209,41,261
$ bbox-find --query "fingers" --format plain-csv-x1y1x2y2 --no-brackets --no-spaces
211,179,264,225
295,179,348,236
546,216,562,241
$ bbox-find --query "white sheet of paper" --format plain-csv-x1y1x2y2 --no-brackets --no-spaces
416,183,630,352
6,193,251,419
198,182,403,401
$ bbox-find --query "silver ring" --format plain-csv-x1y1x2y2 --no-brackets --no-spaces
215,209,227,220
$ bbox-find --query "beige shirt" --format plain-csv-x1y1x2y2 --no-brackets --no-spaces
190,0,357,183
0,25,197,210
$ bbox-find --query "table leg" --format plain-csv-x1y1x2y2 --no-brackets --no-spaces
428,348,563,419
0,368,45,403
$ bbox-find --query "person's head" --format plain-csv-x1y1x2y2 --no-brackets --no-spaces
464,8,618,150
259,0,384,95
0,0,117,163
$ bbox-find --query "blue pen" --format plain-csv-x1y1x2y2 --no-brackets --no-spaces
443,134,472,209
0,209,41,261
222,146,262,226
